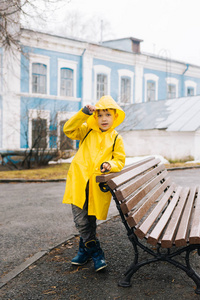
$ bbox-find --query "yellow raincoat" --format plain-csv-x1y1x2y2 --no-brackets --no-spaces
62,95,126,220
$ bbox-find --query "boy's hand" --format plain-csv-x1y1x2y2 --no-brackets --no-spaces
101,162,111,173
86,104,96,114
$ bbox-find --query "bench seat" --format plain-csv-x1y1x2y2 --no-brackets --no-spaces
96,156,200,294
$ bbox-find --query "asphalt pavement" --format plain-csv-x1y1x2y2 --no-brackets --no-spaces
1,168,200,299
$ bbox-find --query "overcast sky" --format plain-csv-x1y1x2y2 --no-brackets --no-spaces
34,0,200,66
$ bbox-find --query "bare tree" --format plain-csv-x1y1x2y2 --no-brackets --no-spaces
0,0,69,51
19,101,75,169
54,9,114,43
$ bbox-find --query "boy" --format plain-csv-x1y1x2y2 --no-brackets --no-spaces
63,95,125,272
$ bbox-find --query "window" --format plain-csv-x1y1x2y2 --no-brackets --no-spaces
58,59,77,98
147,80,156,102
97,74,107,99
32,118,47,149
32,63,47,94
121,77,131,103
187,87,194,96
94,65,111,101
167,84,176,99
59,120,74,150
29,109,50,149
60,68,73,97
57,111,76,150
144,74,158,102
185,80,196,96
118,69,134,103
166,77,178,99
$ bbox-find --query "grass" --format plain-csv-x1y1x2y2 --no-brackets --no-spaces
0,161,200,180
0,163,70,180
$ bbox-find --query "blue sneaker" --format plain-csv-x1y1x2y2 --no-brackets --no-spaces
84,240,107,272
71,237,91,265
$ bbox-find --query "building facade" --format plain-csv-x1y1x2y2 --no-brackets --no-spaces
1,28,200,156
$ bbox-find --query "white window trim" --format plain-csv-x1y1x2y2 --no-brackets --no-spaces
185,80,197,96
29,53,50,95
118,69,134,104
93,65,111,101
166,77,179,98
144,73,159,102
57,111,76,149
28,109,50,149
58,59,77,98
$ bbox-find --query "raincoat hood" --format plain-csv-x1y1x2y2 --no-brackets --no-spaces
87,95,125,130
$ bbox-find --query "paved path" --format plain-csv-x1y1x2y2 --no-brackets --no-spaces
0,168,200,280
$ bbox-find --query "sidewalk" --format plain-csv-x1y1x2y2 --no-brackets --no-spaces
1,216,199,300
1,168,200,299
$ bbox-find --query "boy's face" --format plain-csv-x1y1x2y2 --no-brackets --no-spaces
96,109,117,131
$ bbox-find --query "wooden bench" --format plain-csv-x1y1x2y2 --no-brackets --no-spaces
96,157,200,294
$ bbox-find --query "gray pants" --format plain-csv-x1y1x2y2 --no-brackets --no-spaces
71,183,97,243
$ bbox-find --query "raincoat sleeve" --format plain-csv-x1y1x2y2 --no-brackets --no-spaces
105,134,126,172
63,109,90,140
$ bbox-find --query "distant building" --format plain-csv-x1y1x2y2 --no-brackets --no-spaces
1,22,200,159
118,96,200,161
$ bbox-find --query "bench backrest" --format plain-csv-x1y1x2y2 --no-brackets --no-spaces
96,157,200,248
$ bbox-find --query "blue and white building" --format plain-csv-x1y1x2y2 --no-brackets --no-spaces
1,26,200,159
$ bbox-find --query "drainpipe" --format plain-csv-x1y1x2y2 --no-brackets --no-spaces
182,63,189,97
81,48,86,108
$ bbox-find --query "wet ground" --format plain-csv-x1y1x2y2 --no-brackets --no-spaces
1,168,200,299
1,216,200,299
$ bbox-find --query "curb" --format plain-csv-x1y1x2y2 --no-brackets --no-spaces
0,178,66,183
167,165,200,171
0,215,117,289
0,234,76,289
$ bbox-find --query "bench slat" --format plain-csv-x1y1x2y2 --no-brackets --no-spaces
175,187,197,247
135,183,176,239
96,157,154,183
127,177,171,227
161,187,190,248
189,187,200,244
147,186,182,246
120,169,168,215
107,158,161,190
115,164,166,201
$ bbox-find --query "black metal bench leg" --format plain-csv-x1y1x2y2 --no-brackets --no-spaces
118,265,139,287
185,249,200,295
186,269,200,294
166,246,200,295
118,257,159,287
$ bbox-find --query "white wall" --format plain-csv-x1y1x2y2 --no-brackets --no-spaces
121,130,198,161
2,47,21,150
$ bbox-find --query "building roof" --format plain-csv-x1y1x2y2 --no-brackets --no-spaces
118,96,200,132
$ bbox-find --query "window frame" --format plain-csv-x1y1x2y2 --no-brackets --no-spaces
185,80,197,96
32,63,47,94
57,111,76,150
144,74,158,102
28,109,50,149
93,65,111,101
60,68,73,97
167,84,176,99
118,69,134,104
29,54,50,95
147,80,156,102
96,73,108,100
31,117,48,149
58,59,77,98
166,77,179,99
